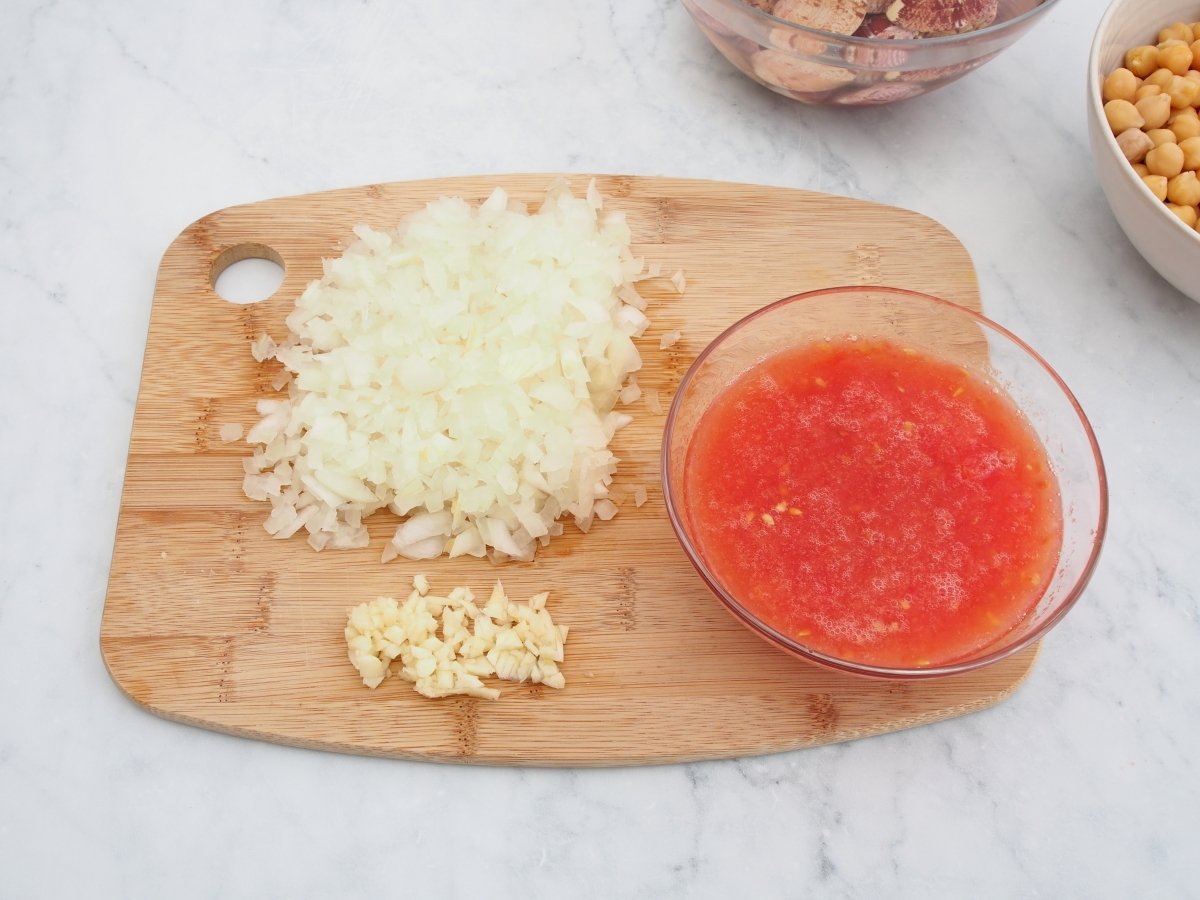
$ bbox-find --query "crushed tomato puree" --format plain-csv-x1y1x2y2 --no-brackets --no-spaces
682,337,1062,668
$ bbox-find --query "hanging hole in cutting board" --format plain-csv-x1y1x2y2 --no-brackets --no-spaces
211,243,285,304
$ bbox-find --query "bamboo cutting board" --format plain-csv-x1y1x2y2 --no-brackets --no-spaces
101,174,1039,766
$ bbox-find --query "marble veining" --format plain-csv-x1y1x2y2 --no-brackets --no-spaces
2,0,1199,896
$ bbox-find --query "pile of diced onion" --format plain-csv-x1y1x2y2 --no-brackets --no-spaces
241,180,656,562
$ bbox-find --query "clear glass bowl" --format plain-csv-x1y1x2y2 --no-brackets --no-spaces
681,0,1063,106
661,286,1107,678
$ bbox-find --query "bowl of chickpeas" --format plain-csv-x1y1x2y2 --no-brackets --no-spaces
1090,0,1200,303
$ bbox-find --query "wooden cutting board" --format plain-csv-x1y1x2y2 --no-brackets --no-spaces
101,174,1039,766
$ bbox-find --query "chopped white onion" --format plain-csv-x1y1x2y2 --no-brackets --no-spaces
218,423,244,443
618,375,642,406
618,283,647,312
243,180,652,562
659,330,681,350
249,334,277,362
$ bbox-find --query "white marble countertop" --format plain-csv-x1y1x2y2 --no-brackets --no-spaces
3,0,1197,896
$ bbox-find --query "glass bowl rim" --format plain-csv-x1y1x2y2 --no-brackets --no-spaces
689,0,1066,49
660,284,1109,679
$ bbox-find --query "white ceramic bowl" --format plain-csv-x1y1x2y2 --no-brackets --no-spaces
1088,0,1200,304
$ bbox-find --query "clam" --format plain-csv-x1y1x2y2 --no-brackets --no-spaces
771,0,868,36
884,0,999,37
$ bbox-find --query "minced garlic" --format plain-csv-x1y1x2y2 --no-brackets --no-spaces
344,576,569,699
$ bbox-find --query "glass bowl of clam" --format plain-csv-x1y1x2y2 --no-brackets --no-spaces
682,0,1063,105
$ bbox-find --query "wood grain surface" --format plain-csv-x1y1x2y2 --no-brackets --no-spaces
101,174,1038,766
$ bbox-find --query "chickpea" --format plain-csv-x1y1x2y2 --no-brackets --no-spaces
1142,174,1170,201
1147,141,1186,177
1126,45,1160,78
1133,162,1151,177
1146,67,1176,88
1103,67,1140,102
1105,98,1145,133
1136,84,1164,101
1186,70,1200,84
1171,118,1200,143
1166,75,1200,108
1193,23,1200,42
1173,115,1200,142
1118,128,1155,162
1166,203,1199,227
1159,23,1194,43
1191,40,1200,68
1136,92,1173,129
1147,128,1178,147
1159,42,1194,75
1180,135,1200,170
1168,170,1200,205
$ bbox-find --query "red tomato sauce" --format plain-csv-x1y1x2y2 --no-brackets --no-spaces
682,337,1062,668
